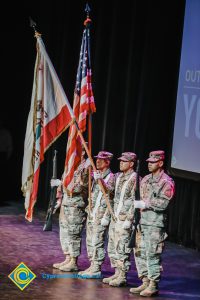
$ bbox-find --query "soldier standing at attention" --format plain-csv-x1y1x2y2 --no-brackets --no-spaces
130,150,175,297
103,152,138,287
51,145,89,272
78,151,115,278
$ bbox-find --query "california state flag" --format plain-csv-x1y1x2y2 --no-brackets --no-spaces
22,35,74,222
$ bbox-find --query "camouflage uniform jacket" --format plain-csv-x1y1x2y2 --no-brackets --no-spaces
140,170,175,227
60,159,88,208
114,169,136,222
87,168,115,221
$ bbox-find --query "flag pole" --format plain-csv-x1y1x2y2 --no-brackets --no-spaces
78,6,115,221
88,114,92,213
84,4,92,214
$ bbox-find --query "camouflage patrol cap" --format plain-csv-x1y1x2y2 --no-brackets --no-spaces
94,151,113,160
117,152,137,162
146,150,165,162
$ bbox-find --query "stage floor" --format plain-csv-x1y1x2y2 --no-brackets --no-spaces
0,201,200,300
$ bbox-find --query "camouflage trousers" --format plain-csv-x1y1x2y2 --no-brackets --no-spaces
59,204,86,257
107,219,132,271
134,224,167,282
86,216,108,265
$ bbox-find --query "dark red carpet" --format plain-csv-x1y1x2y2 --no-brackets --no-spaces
0,201,200,300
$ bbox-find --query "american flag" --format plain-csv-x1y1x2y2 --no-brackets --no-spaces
63,19,96,192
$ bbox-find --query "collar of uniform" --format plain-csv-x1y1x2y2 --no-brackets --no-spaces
80,158,86,167
150,170,164,183
76,158,86,172
102,168,111,179
122,169,134,179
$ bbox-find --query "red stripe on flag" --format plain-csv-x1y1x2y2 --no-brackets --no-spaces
25,106,72,222
43,105,72,152
25,167,40,222
63,131,82,191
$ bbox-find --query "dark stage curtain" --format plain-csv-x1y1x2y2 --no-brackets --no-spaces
1,0,199,250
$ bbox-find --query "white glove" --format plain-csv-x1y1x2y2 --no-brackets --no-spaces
93,171,102,181
122,219,131,229
101,216,110,227
84,158,91,169
53,200,61,214
50,179,61,187
134,200,146,209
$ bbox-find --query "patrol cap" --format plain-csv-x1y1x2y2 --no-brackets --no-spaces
94,151,113,160
146,150,165,163
117,152,137,162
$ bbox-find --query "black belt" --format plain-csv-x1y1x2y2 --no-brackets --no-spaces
148,207,167,214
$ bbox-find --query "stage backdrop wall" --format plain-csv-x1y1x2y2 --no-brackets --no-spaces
1,0,199,250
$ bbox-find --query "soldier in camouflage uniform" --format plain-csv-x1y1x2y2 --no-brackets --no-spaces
130,150,175,297
51,146,89,271
103,152,137,287
78,151,115,278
